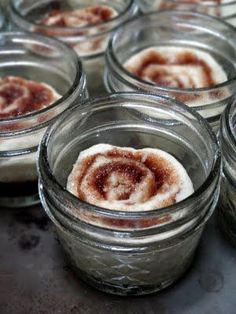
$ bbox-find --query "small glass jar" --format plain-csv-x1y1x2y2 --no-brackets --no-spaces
9,0,138,97
218,98,236,246
38,92,220,296
0,32,86,208
137,0,236,27
104,11,236,131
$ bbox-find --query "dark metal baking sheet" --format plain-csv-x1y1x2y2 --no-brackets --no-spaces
1,205,236,314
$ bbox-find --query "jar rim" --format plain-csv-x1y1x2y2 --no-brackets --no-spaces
0,31,84,135
106,10,236,102
9,0,137,36
38,92,221,220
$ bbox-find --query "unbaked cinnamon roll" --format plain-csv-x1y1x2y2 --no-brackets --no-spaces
0,76,61,119
67,144,194,211
124,47,228,105
42,5,117,27
40,5,118,56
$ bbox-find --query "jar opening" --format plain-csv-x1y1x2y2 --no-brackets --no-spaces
38,92,220,227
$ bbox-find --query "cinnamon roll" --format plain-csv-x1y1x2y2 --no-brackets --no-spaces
0,76,61,120
124,47,228,105
67,144,194,211
40,5,118,56
0,76,61,184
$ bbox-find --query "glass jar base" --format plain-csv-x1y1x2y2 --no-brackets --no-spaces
71,264,186,296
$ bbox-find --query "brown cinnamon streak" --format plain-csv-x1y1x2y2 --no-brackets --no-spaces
0,77,55,119
75,148,176,203
94,162,145,200
41,6,114,28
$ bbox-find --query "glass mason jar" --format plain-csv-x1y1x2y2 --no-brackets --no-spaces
9,0,138,97
137,0,236,27
38,92,221,296
0,32,86,208
104,11,236,131
218,98,236,246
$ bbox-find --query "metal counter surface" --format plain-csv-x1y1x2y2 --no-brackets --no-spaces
0,206,236,314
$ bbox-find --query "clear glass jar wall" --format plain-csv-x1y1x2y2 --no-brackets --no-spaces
9,0,138,96
104,11,236,131
38,92,221,296
218,98,236,246
0,32,86,207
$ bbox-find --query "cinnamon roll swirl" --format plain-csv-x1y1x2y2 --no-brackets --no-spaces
67,144,194,211
124,47,227,89
124,47,228,105
40,5,118,56
0,76,61,119
41,5,117,28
